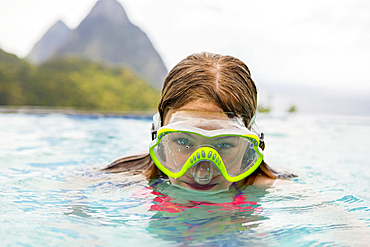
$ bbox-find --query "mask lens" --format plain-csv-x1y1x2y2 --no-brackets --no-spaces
154,131,199,173
227,138,260,176
152,131,260,178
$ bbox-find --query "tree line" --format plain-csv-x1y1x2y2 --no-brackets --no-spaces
0,49,160,112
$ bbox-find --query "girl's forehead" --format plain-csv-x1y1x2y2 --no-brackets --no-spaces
164,100,224,124
169,110,229,120
166,110,246,130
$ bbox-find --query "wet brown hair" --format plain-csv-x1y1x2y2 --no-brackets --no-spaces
103,52,290,187
159,52,257,128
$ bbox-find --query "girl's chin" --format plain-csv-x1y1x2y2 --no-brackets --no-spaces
184,181,218,191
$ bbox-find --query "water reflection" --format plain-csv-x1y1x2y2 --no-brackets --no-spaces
143,179,268,245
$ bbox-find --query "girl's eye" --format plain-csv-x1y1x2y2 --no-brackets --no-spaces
175,138,190,146
216,143,233,149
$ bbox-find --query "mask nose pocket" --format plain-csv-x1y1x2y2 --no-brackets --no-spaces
191,161,215,184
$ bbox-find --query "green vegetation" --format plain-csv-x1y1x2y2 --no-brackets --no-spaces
257,104,271,114
0,49,160,112
287,104,297,113
257,95,272,114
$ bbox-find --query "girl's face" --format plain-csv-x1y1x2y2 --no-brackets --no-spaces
163,100,234,192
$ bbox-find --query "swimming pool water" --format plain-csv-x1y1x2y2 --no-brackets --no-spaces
1,113,369,246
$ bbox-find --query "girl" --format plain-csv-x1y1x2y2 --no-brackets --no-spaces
103,52,292,192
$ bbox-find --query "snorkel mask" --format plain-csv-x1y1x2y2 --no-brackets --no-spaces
149,110,264,186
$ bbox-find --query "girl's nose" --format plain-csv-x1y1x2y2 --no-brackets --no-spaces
191,161,215,184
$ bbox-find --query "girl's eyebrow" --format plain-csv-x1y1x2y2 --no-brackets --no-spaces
211,136,239,142
171,132,195,139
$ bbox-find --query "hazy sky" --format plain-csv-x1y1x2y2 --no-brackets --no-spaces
0,0,369,95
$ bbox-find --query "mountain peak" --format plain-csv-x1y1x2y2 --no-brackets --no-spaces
26,20,71,64
26,0,167,88
87,0,130,25
51,20,70,31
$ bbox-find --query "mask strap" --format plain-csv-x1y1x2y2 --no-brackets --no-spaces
248,113,265,150
247,113,257,129
151,112,161,140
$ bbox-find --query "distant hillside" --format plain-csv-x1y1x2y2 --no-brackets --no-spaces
0,49,35,105
0,49,160,111
26,0,167,89
0,48,26,65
